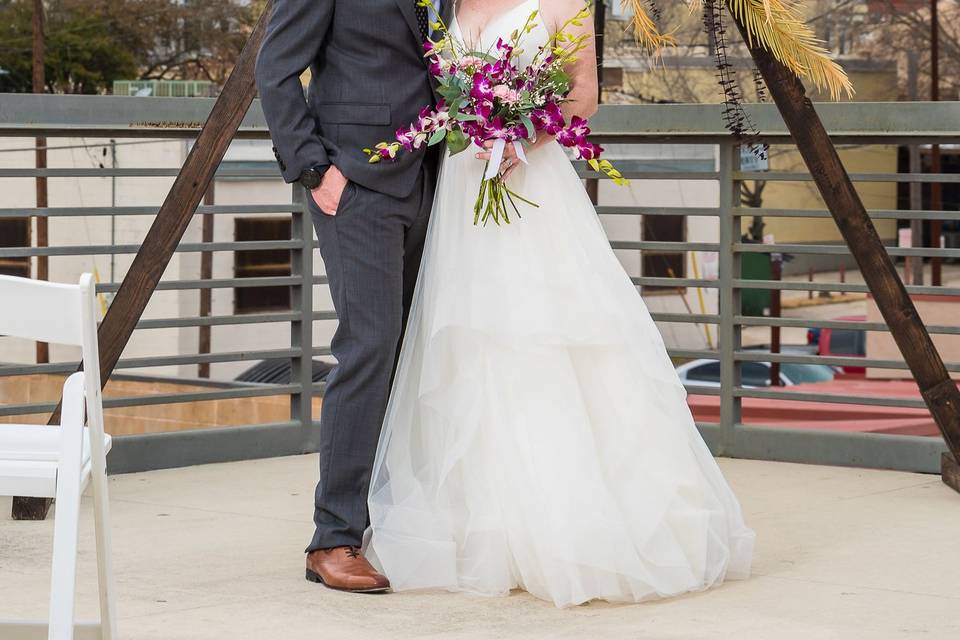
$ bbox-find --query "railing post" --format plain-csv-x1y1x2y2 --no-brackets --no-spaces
290,185,315,450
717,141,742,455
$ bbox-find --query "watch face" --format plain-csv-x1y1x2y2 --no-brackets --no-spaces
300,169,321,190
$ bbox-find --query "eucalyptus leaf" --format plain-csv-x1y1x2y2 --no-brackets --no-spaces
446,130,470,156
521,115,535,140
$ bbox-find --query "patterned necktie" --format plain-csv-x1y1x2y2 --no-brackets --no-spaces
415,0,430,42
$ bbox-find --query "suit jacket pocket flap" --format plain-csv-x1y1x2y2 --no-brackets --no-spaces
312,102,392,126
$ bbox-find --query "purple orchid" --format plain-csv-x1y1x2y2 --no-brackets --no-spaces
473,99,494,121
471,73,495,102
531,102,566,136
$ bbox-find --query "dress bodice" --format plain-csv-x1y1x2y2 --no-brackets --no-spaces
451,0,549,68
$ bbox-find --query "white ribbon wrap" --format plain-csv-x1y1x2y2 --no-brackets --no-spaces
513,141,527,165
483,139,529,181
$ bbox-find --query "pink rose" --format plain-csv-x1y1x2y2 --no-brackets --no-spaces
492,84,519,104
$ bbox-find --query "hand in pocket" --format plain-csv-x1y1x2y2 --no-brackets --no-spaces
312,165,349,216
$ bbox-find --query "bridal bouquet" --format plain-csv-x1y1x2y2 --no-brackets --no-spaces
363,1,627,226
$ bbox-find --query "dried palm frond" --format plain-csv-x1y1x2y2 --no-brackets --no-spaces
620,0,677,54
727,0,853,100
620,0,853,101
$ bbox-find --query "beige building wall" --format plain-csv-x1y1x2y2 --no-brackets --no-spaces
0,136,334,383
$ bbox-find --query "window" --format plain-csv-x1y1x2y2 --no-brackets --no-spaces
0,217,31,278
741,362,773,388
687,362,721,383
780,363,836,385
829,329,866,357
641,215,686,293
234,217,291,314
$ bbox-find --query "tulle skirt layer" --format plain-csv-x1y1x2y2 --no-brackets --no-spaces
366,142,754,608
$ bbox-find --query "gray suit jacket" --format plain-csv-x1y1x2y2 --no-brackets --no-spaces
255,0,452,199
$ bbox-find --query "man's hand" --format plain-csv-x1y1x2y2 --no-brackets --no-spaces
311,165,349,216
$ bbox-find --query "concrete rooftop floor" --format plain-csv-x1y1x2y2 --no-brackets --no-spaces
1,454,959,639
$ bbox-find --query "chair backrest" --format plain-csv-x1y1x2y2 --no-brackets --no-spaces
0,273,104,433
0,274,94,346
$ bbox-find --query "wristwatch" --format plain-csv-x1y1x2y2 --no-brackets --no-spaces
298,165,329,190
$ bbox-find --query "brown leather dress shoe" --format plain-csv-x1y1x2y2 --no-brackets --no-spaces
305,546,391,593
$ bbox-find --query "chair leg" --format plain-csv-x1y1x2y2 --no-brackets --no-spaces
90,467,118,640
49,453,83,640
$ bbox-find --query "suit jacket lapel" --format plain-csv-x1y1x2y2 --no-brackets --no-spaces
395,0,425,56
439,0,453,27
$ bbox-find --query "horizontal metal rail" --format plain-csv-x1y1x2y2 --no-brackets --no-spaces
734,350,960,373
0,348,301,377
1,239,302,258
612,241,719,252
733,278,960,297
597,206,720,217
0,204,298,218
651,312,721,324
95,276,307,294
735,207,960,221
0,383,302,418
735,387,929,410
631,276,718,289
734,171,960,183
1,97,957,475
735,243,960,259
736,316,960,336
0,167,281,178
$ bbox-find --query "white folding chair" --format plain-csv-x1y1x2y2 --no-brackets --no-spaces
0,273,117,640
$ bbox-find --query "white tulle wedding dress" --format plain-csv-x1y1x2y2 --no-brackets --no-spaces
365,1,755,608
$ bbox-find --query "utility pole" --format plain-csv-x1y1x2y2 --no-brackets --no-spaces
33,0,48,362
929,0,942,286
14,0,50,521
199,184,215,378
906,52,923,286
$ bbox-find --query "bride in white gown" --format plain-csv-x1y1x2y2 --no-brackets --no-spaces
366,0,755,607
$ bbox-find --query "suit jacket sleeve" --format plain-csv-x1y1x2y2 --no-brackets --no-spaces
255,0,335,183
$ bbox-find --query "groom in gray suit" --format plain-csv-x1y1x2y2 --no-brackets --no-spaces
256,0,448,593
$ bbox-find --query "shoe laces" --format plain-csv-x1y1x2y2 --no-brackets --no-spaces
344,546,361,559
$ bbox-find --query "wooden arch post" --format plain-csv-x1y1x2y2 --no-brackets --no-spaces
731,17,960,492
12,3,274,520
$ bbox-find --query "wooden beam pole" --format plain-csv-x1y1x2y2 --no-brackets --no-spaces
12,3,273,520
732,15,960,490
12,0,50,521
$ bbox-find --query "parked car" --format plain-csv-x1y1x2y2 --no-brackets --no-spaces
806,315,866,375
676,357,837,388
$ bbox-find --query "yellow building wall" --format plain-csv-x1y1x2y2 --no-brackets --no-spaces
746,143,899,243
606,62,900,244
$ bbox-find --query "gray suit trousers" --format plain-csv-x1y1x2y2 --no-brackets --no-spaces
306,160,436,552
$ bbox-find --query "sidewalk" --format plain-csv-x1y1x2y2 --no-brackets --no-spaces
2,455,958,639
743,262,960,348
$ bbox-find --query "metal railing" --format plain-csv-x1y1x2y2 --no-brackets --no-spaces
0,94,957,473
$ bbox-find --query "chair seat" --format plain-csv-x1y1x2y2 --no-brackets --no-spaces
0,424,112,499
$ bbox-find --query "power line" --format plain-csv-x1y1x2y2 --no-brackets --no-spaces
0,138,176,154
